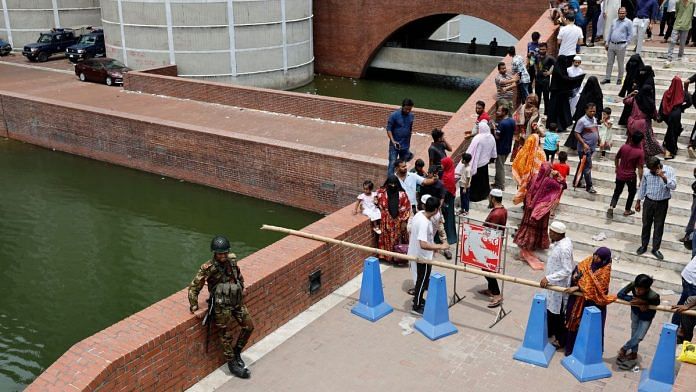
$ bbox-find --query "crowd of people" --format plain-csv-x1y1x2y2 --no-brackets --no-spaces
348,0,696,363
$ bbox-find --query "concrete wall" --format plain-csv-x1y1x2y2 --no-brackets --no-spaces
0,0,101,48
100,0,313,90
124,67,453,135
369,47,502,81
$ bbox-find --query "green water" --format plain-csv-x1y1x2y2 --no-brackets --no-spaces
0,139,320,391
292,69,475,113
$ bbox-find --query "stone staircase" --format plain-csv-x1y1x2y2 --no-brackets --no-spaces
469,45,696,291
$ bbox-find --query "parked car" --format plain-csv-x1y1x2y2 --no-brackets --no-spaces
66,29,105,63
0,39,11,56
75,58,131,86
23,28,79,62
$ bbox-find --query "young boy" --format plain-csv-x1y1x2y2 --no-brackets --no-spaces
457,153,473,215
552,151,571,180
616,274,661,367
543,122,561,163
598,107,614,159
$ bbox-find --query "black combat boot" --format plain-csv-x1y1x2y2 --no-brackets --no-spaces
233,347,246,368
228,360,251,379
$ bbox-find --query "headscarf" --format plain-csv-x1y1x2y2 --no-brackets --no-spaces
566,252,617,331
515,94,540,126
661,76,685,116
512,133,546,204
383,175,404,219
619,54,644,97
636,65,655,90
592,246,612,271
440,157,456,196
635,83,657,119
466,121,498,176
573,76,604,122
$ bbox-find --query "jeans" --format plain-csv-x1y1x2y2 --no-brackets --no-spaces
460,187,470,212
632,18,649,55
605,42,627,81
610,178,637,211
519,83,531,103
641,198,669,251
667,29,689,61
672,278,696,326
494,154,508,190
578,149,593,189
387,143,412,175
585,6,601,43
622,311,652,354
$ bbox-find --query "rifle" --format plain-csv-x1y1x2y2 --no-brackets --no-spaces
202,294,215,353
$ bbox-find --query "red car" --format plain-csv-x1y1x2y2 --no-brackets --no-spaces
74,58,131,86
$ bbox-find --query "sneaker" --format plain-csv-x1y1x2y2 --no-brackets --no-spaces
636,246,648,255
410,305,424,315
606,208,614,219
651,249,664,260
601,79,611,85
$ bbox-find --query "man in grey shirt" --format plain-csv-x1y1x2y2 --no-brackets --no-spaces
602,7,633,85
574,103,600,194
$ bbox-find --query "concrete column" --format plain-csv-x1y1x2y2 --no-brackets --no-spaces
1,0,12,47
281,0,288,72
226,0,237,77
116,0,128,66
164,0,175,65
51,0,60,27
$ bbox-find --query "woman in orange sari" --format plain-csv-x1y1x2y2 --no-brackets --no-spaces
511,121,546,206
511,95,540,161
376,175,411,264
564,247,617,356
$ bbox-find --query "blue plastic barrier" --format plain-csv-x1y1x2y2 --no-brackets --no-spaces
561,306,612,382
513,292,556,367
351,257,393,322
638,323,678,392
414,272,458,340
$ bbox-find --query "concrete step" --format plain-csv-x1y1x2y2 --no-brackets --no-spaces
463,207,684,291
580,57,696,80
598,99,696,123
581,45,696,60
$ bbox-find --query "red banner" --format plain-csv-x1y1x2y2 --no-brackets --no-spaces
459,221,504,271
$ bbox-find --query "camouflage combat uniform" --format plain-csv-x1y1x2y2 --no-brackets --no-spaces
188,253,254,360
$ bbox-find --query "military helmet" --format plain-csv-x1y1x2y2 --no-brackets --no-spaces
210,235,231,253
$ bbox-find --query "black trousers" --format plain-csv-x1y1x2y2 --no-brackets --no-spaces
535,81,550,115
661,11,676,37
641,198,669,251
486,277,500,295
413,262,432,308
548,309,567,346
610,178,637,211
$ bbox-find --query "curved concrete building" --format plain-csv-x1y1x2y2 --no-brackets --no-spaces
100,0,314,89
0,0,101,48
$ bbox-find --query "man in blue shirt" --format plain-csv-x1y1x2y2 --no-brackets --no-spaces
636,156,677,259
493,104,515,190
573,103,599,194
603,7,634,85
386,98,415,175
632,0,659,56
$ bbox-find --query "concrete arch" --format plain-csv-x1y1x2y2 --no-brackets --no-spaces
313,0,547,78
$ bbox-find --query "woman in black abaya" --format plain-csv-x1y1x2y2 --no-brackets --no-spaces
546,59,586,132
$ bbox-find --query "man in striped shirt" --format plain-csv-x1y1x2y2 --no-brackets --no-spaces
636,157,677,260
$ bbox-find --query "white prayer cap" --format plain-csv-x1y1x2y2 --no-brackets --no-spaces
421,194,432,204
573,55,582,61
549,221,567,234
489,188,503,198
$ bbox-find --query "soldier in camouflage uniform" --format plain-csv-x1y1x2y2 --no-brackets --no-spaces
189,235,254,379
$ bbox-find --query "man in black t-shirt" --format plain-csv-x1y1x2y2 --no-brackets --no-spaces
427,128,452,177
534,42,556,115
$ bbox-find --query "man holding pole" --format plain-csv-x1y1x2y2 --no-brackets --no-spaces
540,221,575,349
410,196,450,315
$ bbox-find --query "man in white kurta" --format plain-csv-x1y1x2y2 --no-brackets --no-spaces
540,221,575,348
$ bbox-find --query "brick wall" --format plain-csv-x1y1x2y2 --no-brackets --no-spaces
25,205,374,391
124,71,452,134
139,65,178,77
0,92,384,215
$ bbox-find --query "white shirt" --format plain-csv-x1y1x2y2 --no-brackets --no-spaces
558,24,584,56
544,237,575,314
668,0,677,13
357,192,381,221
397,172,424,206
683,255,696,286
408,211,434,260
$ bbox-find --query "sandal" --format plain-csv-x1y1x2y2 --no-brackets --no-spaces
477,289,493,297
487,298,503,308
623,210,636,216
407,288,416,296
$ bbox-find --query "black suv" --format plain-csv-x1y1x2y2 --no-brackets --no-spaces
23,29,78,62
0,38,11,56
66,29,105,63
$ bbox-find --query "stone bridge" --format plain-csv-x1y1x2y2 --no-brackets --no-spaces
313,0,548,78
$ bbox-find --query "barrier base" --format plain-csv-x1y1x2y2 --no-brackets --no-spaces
414,318,458,341
638,374,673,392
561,356,612,382
513,343,556,368
351,302,393,322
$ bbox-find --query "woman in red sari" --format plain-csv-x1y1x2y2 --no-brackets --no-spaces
564,247,617,356
514,162,566,253
376,175,411,264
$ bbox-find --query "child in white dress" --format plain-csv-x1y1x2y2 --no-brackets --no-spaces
354,180,382,234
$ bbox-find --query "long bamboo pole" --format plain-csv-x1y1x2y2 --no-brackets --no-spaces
261,224,696,317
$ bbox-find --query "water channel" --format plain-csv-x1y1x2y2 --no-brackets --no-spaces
0,139,321,391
